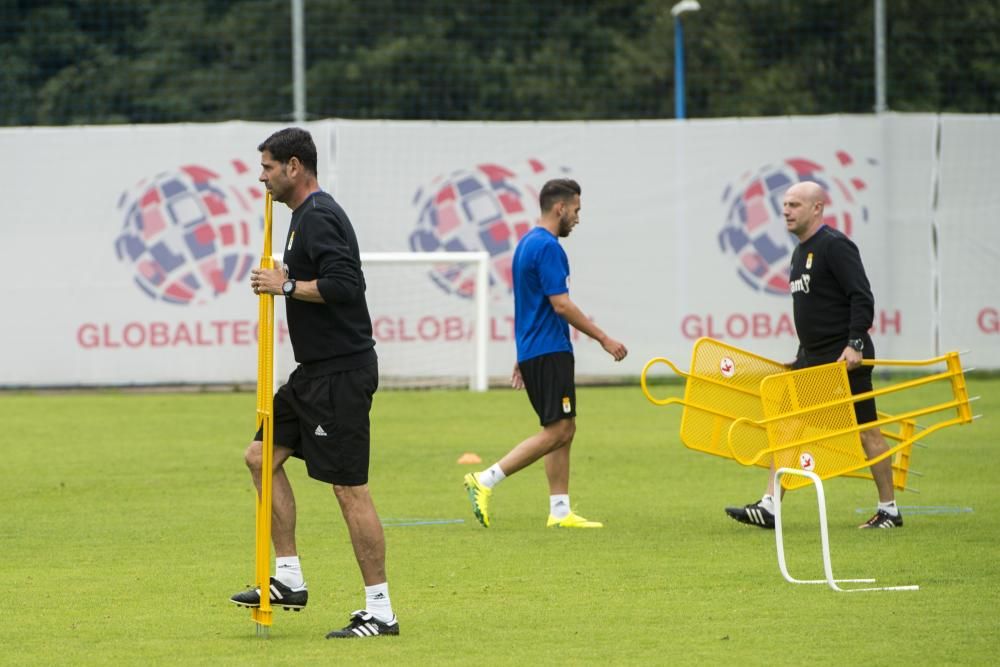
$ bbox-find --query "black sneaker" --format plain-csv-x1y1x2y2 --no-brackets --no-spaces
325,610,400,639
229,577,308,611
859,509,903,529
725,501,776,529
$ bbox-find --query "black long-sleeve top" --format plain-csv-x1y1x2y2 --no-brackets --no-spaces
789,225,875,358
281,191,376,369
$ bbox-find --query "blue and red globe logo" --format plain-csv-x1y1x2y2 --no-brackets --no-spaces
114,161,263,305
719,152,873,296
409,160,555,299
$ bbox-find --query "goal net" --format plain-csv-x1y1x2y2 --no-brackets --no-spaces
359,251,489,390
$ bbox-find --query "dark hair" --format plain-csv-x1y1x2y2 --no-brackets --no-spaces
539,178,581,213
257,127,318,175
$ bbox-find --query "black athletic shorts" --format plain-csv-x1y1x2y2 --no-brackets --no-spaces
519,351,575,426
792,342,876,425
254,360,379,486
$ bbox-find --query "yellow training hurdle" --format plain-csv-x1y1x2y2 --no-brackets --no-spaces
641,337,975,491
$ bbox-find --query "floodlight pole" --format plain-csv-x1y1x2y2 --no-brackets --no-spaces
672,0,701,120
874,0,887,113
291,0,306,123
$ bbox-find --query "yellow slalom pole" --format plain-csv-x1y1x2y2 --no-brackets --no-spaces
251,191,275,636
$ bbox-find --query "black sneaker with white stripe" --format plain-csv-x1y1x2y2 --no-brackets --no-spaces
725,501,776,529
229,577,308,611
325,610,399,639
859,509,904,529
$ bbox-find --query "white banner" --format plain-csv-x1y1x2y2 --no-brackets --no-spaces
2,114,997,387
935,115,1000,370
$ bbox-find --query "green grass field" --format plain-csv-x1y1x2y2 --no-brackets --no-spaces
3,377,998,665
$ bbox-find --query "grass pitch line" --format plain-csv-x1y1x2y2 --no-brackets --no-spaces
381,518,466,527
854,505,974,515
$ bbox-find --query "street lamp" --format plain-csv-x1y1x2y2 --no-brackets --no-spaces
671,0,701,120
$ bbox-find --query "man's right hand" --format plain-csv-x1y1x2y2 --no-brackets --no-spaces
511,363,524,389
601,337,628,362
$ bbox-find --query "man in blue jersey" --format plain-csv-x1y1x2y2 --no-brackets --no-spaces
463,178,628,528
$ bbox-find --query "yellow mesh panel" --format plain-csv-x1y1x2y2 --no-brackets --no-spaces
678,338,786,462
644,340,974,494
758,363,863,490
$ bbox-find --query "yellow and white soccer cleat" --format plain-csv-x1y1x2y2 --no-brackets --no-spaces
546,511,603,528
463,472,492,528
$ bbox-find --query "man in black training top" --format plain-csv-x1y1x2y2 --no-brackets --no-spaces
725,180,902,530
230,127,399,638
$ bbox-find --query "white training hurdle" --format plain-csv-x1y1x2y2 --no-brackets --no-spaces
773,467,919,593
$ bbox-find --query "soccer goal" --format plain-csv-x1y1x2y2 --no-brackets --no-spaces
360,251,490,391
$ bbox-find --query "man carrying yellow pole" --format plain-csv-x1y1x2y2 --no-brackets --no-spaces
230,128,398,640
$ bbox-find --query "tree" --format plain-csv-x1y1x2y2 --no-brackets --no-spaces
0,0,997,126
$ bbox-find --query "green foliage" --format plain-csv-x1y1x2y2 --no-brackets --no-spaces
2,379,997,664
888,0,1000,113
1,0,998,124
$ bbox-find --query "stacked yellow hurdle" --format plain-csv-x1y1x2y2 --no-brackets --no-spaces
641,337,977,591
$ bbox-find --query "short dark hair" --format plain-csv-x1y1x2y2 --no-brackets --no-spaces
258,127,318,175
539,178,581,213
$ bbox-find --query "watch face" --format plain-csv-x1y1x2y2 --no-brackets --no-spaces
283,280,294,295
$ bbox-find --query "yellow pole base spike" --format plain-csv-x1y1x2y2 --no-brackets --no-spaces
252,607,273,637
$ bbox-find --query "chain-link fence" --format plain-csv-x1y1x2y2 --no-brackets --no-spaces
2,0,997,126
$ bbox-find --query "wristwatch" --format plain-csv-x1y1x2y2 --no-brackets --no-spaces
847,338,864,352
282,279,297,297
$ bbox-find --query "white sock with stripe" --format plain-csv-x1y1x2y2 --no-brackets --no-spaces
878,500,899,517
759,495,775,514
275,556,304,589
365,582,395,623
479,464,506,489
550,494,571,519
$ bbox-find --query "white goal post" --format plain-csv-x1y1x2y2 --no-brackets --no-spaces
360,251,490,391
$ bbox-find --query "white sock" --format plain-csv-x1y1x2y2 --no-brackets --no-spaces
878,500,899,517
479,464,506,489
759,495,775,514
550,494,571,519
275,556,304,589
365,582,395,623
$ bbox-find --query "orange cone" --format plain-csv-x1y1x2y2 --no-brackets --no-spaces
457,452,482,465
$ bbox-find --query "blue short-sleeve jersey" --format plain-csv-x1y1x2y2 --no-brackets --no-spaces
512,227,572,362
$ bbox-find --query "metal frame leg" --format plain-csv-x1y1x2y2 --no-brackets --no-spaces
773,467,919,592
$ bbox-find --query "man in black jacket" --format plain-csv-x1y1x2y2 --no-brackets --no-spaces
725,180,901,530
230,128,399,638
